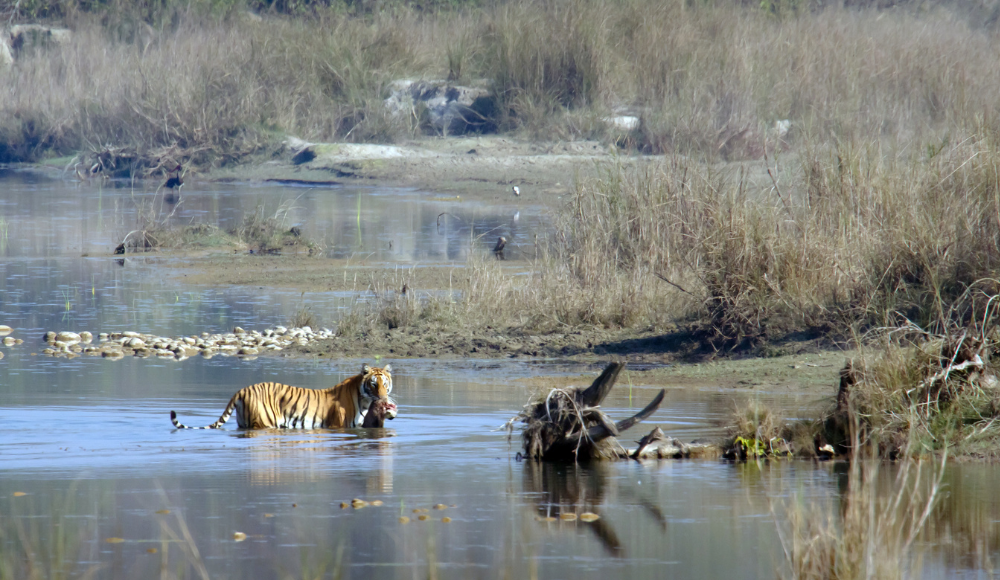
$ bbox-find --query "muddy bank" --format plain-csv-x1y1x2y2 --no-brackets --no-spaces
169,254,521,294
208,136,668,204
282,321,832,365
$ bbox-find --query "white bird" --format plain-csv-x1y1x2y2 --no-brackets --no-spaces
512,185,520,197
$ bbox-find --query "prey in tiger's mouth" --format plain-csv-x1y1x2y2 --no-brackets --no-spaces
362,397,398,428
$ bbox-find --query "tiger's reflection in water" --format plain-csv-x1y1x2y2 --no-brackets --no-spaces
235,428,395,493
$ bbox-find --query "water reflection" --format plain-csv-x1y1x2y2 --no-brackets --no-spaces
0,174,546,340
0,175,546,262
524,461,667,556
233,428,396,492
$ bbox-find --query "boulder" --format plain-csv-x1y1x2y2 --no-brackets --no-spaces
56,331,81,344
603,115,639,132
385,80,497,135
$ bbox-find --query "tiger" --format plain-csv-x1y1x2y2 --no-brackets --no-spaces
170,363,396,430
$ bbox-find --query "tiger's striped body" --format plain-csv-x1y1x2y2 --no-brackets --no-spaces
170,363,395,430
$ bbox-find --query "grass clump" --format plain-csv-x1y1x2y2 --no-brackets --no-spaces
289,305,318,329
114,199,317,254
722,399,794,460
114,198,237,252
231,204,318,255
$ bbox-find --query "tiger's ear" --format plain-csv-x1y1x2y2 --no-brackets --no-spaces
382,363,392,374
362,363,371,374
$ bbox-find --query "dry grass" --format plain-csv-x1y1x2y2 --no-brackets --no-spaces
5,1,1000,167
231,201,319,254
517,134,1000,348
776,456,946,580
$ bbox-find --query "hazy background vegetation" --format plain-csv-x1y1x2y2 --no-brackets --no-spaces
5,0,1000,350
5,0,1000,165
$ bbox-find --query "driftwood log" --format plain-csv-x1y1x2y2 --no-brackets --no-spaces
511,362,662,461
510,362,722,462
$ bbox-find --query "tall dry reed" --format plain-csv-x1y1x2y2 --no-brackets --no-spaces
776,456,945,580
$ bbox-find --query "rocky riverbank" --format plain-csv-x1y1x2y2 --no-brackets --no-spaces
38,326,332,361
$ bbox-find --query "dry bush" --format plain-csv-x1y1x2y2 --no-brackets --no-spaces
825,309,1000,459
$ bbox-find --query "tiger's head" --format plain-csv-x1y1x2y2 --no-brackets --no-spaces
361,363,397,420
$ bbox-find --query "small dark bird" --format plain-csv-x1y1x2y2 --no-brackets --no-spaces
493,236,507,260
163,164,183,190
114,243,125,255
631,427,668,460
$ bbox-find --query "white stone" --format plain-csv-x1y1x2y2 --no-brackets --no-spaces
775,119,791,138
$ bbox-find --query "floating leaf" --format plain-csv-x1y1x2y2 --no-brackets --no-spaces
12,492,26,497
291,504,297,508
146,548,158,554
433,504,447,510
351,499,368,509
560,513,578,521
155,510,170,515
418,515,429,521
105,537,125,544
371,500,383,507
340,502,349,509
398,516,410,524
233,532,247,542
441,517,452,523
263,513,274,518
580,512,600,522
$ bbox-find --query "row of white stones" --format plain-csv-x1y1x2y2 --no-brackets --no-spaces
40,326,334,361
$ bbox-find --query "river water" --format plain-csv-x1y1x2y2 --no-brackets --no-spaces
0,170,996,579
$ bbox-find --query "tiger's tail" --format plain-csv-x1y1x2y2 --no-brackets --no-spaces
170,397,237,429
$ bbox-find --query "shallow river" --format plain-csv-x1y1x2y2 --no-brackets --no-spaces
0,171,996,579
